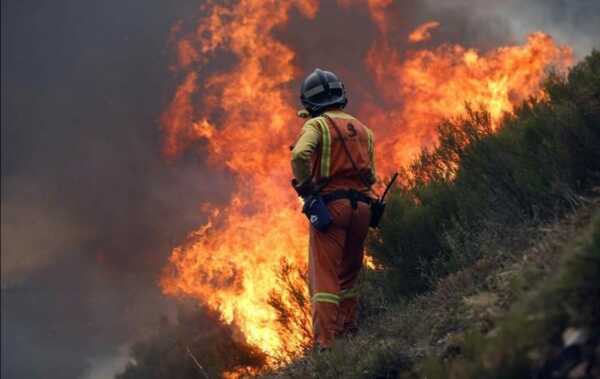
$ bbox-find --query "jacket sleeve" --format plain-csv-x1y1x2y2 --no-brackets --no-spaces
291,121,321,185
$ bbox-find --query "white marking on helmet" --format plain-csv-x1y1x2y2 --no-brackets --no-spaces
328,81,342,89
304,85,325,98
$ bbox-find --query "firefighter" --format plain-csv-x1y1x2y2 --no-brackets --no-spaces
291,68,377,349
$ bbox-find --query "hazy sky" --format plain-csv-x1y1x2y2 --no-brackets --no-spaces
1,1,598,378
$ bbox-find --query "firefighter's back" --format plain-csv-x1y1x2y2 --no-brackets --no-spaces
310,110,375,195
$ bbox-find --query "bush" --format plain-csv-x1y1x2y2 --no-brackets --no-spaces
116,303,265,379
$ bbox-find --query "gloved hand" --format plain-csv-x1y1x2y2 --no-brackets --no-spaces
291,179,314,198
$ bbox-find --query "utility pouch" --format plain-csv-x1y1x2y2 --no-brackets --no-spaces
369,199,386,228
302,194,333,232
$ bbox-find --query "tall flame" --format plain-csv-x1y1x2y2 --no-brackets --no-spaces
159,0,572,366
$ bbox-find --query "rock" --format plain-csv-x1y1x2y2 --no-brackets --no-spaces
562,327,588,347
567,361,589,379
463,292,498,308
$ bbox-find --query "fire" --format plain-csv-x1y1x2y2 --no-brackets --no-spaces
408,21,441,43
159,0,572,369
363,31,572,171
160,0,319,360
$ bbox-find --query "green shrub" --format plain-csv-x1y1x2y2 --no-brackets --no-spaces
116,303,265,379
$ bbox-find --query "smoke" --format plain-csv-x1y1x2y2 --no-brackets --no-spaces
1,1,226,378
79,344,131,379
1,0,598,378
424,0,600,58
1,183,93,287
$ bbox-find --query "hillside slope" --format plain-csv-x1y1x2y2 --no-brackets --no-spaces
266,196,599,378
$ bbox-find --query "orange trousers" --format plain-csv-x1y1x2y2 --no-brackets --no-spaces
308,199,370,348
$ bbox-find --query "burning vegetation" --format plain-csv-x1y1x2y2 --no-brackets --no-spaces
156,0,574,368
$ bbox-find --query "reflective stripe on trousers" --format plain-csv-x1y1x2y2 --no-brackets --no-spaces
311,288,359,305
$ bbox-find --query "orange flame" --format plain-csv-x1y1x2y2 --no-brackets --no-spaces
408,21,441,43
363,31,572,171
159,0,572,368
160,0,319,361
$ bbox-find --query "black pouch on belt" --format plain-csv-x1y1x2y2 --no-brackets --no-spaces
302,194,333,232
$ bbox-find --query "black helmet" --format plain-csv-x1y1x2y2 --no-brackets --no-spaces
300,68,347,116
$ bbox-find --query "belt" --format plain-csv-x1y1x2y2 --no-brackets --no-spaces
322,190,372,209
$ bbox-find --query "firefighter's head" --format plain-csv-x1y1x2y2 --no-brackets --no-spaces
300,68,347,117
